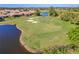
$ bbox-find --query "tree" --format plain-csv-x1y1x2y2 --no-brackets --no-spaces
49,7,58,16
0,17,5,22
32,9,40,16
36,9,40,16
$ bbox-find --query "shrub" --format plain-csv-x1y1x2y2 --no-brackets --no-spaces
0,17,5,22
42,46,68,54
70,16,79,25
68,8,79,12
60,12,74,21
60,12,79,25
68,27,79,46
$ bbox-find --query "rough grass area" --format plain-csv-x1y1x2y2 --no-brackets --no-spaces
0,16,76,53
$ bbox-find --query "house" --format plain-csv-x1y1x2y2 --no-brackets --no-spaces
0,8,37,18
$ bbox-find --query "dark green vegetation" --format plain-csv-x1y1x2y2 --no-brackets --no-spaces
66,8,79,12
0,7,79,53
60,12,79,25
33,9,41,16
0,18,5,22
49,7,58,16
0,17,17,22
68,27,79,45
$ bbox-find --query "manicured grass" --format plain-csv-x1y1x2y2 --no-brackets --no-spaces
0,16,76,53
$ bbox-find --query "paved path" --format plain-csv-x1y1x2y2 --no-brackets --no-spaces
0,25,31,54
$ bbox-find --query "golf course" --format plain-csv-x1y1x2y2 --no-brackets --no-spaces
0,16,77,53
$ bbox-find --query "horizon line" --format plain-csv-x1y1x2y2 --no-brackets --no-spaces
0,4,78,8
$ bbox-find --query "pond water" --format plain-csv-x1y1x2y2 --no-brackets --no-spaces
40,12,49,16
0,24,30,54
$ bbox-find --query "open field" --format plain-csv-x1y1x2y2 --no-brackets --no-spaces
0,16,77,53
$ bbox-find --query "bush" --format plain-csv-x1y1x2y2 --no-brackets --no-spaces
68,8,79,12
42,44,79,54
68,27,79,46
60,12,74,21
0,18,5,22
42,46,68,54
70,16,79,25
60,12,79,25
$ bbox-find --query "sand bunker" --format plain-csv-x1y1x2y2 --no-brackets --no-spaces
32,21,38,23
27,17,40,24
26,20,34,22
26,19,38,24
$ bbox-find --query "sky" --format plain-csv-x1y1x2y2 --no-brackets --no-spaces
0,4,79,8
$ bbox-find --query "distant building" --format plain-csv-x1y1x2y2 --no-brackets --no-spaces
0,8,37,17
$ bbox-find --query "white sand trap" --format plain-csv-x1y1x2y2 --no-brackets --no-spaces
26,19,38,24
32,21,38,24
26,20,34,22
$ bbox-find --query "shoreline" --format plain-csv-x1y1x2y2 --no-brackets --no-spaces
18,27,40,54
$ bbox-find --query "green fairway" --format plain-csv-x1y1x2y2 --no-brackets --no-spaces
24,16,76,49
0,16,76,53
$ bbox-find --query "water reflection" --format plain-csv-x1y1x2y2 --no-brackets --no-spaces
0,24,30,54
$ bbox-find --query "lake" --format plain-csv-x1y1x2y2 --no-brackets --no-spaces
40,12,49,16
0,24,30,54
